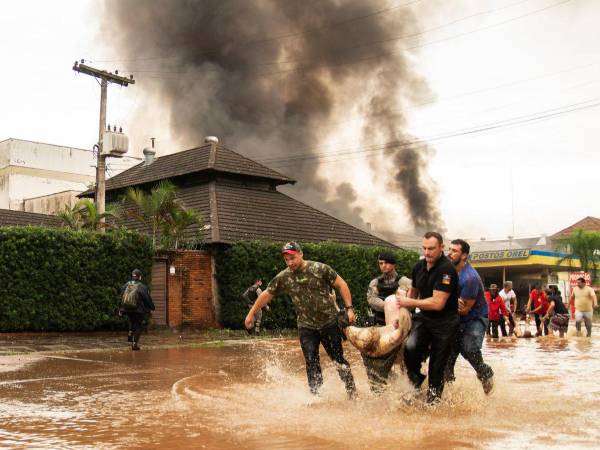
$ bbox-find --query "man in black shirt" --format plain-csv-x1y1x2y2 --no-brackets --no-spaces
396,231,460,403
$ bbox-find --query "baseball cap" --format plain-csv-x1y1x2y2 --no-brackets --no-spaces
132,269,142,279
281,241,302,254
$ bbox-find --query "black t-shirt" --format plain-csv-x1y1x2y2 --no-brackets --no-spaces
549,293,568,314
411,255,459,319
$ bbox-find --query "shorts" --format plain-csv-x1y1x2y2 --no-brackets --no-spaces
549,314,569,333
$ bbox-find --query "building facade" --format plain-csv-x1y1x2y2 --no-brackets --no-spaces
0,138,140,213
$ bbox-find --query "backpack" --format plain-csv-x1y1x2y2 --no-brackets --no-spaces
121,281,141,311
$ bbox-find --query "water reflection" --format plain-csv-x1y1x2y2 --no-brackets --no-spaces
0,336,599,449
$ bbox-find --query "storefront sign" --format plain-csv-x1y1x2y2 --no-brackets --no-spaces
470,249,530,262
569,271,591,287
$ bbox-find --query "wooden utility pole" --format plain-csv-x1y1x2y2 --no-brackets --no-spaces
72,61,135,230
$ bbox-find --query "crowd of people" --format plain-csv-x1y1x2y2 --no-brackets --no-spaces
483,279,597,339
243,233,598,405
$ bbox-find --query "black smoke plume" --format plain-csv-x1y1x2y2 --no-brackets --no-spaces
101,0,445,234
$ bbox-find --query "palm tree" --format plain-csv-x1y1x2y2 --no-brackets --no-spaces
161,206,203,250
123,180,190,248
555,229,600,281
58,199,120,231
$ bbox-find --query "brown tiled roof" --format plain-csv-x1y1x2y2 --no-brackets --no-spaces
119,181,396,248
550,216,600,240
81,142,294,195
0,209,61,227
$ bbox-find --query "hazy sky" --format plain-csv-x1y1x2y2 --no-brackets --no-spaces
1,0,598,242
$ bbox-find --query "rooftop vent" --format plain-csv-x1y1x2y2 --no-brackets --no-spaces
204,136,219,144
143,138,156,165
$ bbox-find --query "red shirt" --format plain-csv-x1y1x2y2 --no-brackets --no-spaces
531,289,549,314
485,291,510,321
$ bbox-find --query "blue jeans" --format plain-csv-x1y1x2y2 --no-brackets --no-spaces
444,317,493,383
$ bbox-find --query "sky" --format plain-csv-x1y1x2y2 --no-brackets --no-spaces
1,0,599,243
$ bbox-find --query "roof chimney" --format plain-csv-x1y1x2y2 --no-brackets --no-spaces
204,136,219,144
143,138,156,165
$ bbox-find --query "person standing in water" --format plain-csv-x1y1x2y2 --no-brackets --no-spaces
396,231,460,404
569,277,598,337
245,242,357,398
362,252,409,392
444,239,494,394
545,285,570,338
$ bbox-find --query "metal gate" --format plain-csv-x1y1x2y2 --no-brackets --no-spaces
150,258,167,325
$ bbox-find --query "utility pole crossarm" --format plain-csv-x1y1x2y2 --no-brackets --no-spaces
72,62,135,86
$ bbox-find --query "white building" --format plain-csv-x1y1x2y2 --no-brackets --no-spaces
0,138,141,213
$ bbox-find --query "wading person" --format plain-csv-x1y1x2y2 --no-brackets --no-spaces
444,239,494,394
498,281,517,335
569,277,598,337
245,242,357,398
119,269,155,351
545,285,569,338
526,285,549,336
242,279,267,335
396,232,459,404
485,284,510,339
363,252,408,392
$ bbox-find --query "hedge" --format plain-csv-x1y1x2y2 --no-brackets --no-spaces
216,240,419,329
0,226,153,331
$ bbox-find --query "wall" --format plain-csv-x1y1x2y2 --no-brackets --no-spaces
23,190,81,215
159,250,218,328
0,138,141,210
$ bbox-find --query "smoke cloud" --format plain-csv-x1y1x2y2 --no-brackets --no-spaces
101,0,445,235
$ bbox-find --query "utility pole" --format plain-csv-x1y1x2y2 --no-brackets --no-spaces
72,60,135,230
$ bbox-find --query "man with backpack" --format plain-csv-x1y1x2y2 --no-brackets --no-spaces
119,269,155,351
242,279,268,335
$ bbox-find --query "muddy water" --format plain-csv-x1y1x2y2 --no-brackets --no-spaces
0,335,599,449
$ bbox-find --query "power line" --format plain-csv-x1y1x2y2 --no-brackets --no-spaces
260,97,600,169
123,0,568,79
90,0,424,63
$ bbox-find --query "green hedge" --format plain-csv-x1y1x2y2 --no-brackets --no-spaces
0,226,153,331
216,240,419,329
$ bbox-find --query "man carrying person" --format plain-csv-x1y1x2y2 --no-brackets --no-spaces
242,279,267,335
498,281,517,336
396,231,460,404
444,239,494,394
569,277,598,337
119,269,155,351
363,252,409,392
245,242,357,398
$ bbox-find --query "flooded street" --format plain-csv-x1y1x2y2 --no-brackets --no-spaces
1,335,599,449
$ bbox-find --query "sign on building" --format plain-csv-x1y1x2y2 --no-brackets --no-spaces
470,249,531,262
569,271,591,287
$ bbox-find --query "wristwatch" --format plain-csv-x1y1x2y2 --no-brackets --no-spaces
345,305,354,310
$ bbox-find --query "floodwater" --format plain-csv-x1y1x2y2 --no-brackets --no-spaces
1,332,599,449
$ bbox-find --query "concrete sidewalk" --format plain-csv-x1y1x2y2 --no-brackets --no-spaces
0,329,278,355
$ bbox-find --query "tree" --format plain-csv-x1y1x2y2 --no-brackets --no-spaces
123,180,202,249
555,229,600,281
58,199,120,231
161,206,204,250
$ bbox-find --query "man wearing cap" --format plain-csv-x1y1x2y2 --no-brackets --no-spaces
444,239,494,394
362,252,408,392
569,277,598,337
245,242,357,398
396,231,460,403
119,269,155,351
